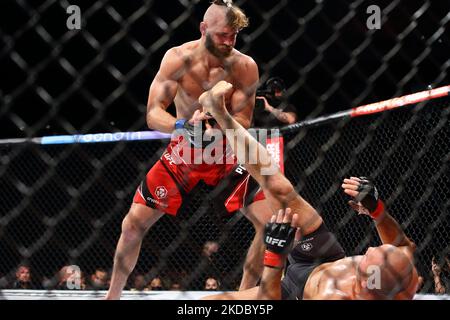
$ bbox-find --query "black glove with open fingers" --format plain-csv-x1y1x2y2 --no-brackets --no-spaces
177,119,216,148
355,176,379,213
264,222,296,255
348,176,385,219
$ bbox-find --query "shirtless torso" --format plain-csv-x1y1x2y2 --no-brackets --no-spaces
147,40,258,132
304,254,419,300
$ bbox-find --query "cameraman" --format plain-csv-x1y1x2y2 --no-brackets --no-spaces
253,77,298,128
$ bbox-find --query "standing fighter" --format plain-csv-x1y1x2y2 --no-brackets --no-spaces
106,1,273,299
199,81,419,300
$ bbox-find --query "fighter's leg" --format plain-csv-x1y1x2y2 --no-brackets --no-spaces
105,204,163,300
261,173,322,235
200,81,322,234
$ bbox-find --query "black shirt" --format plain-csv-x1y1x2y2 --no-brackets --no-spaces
252,98,297,129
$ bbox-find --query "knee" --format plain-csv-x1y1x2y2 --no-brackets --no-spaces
264,174,296,204
121,213,145,243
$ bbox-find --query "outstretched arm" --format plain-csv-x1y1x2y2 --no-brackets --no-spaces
341,177,416,253
342,177,419,299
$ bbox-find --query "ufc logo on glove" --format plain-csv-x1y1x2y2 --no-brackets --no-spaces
265,236,286,247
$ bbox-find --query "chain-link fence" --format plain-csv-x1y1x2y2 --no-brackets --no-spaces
283,95,449,294
1,0,449,139
0,0,449,296
0,93,448,293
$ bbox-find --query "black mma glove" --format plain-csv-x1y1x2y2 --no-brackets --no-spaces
174,119,216,148
353,176,385,219
263,222,295,269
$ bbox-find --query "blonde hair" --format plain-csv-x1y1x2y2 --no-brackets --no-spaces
211,0,249,30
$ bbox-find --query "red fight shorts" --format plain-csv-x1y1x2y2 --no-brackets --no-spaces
133,133,284,216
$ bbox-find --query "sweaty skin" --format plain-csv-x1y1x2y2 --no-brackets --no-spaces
146,6,258,133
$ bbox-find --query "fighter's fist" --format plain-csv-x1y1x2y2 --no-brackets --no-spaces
198,81,233,118
342,176,385,219
263,208,299,269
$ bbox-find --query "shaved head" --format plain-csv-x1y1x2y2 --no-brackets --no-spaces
358,244,414,298
203,2,249,31
204,4,228,27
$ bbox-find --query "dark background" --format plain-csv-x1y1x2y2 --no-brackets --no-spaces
0,0,449,294
0,0,448,139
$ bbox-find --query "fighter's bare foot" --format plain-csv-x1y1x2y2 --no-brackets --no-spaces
199,81,233,118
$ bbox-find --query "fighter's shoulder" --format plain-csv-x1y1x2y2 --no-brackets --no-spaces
230,51,258,84
232,50,257,70
162,42,196,66
173,40,199,54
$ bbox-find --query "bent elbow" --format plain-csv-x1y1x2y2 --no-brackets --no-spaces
408,240,417,253
146,106,157,130
146,117,155,130
264,174,295,204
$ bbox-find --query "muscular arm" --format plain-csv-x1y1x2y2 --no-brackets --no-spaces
342,177,419,299
146,48,184,133
257,268,283,300
374,211,416,251
229,57,259,129
342,178,416,253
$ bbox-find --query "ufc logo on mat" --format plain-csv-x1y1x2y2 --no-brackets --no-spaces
265,236,286,247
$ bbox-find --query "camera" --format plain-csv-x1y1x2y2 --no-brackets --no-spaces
255,77,286,108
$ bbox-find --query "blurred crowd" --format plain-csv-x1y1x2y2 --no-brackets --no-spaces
0,240,225,292
2,240,448,294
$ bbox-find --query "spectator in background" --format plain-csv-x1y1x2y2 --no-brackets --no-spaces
416,275,424,293
11,264,40,289
130,273,148,291
189,240,224,290
55,265,70,290
167,270,187,291
432,256,448,294
89,268,109,290
147,276,164,291
202,240,220,260
170,281,182,291
78,271,87,290
253,77,298,128
54,265,86,290
204,277,220,291
0,272,6,289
